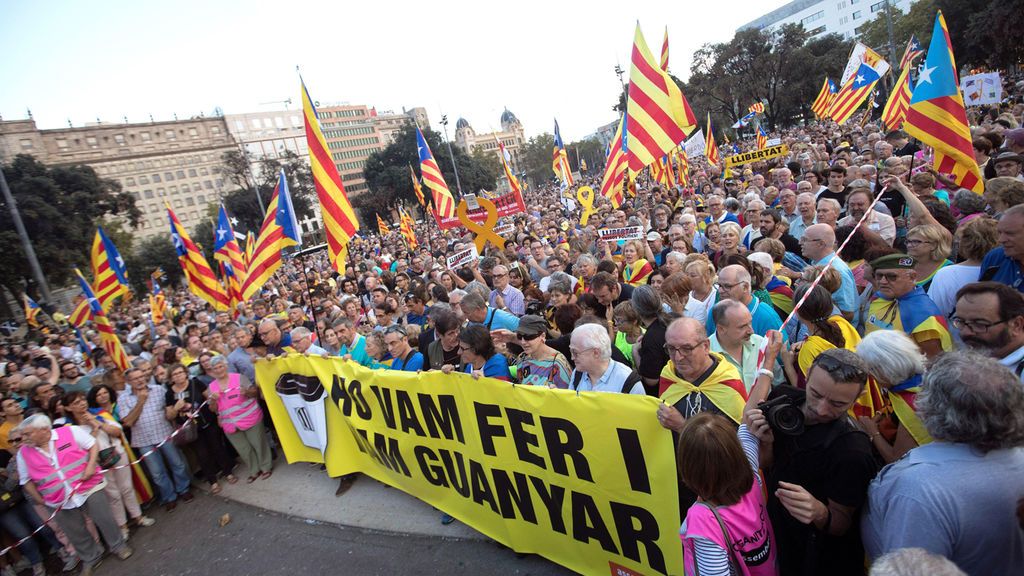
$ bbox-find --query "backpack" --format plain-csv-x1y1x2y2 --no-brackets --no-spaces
571,367,642,394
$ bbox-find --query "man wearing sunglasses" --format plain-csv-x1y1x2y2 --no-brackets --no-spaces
865,254,952,359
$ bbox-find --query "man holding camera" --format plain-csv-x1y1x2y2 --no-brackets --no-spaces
745,348,878,576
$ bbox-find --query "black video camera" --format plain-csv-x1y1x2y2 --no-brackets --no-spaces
757,395,805,436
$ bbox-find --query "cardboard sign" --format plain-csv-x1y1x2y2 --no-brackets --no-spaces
597,226,644,242
961,72,1001,106
445,245,479,269
684,129,706,158
494,223,515,236
724,144,789,168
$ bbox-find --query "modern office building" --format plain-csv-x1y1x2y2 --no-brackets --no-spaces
739,0,916,41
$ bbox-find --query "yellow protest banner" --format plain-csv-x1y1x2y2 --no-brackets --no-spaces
724,144,789,168
256,355,682,576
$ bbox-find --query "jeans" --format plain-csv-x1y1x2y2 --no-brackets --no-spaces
0,499,61,565
138,442,191,503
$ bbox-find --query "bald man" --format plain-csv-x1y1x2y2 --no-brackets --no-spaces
798,224,857,320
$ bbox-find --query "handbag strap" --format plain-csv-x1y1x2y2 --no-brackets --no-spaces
696,501,743,575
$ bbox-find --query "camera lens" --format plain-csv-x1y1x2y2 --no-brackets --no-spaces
767,404,805,436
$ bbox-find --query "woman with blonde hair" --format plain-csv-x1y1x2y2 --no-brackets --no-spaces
682,257,716,322
620,239,654,287
928,217,997,319
711,221,745,269
905,224,952,292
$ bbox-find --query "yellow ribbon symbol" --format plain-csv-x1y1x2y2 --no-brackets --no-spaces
457,197,505,253
577,186,596,226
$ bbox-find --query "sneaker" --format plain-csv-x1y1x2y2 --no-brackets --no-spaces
120,527,130,542
115,546,134,561
135,515,156,527
59,550,80,572
31,564,46,576
440,513,455,525
180,491,195,503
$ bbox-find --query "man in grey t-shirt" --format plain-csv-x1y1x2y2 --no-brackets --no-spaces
862,351,1024,576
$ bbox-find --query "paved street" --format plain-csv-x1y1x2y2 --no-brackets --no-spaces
90,493,576,576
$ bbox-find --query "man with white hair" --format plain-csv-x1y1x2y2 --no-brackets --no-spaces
816,198,841,229
567,324,644,394
740,199,766,248
17,414,133,574
291,327,328,355
790,192,817,240
679,214,707,253
706,265,784,337
661,251,686,277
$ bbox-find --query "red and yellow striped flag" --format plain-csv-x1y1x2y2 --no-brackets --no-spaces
167,204,229,310
600,115,627,209
409,164,425,206
881,65,912,131
416,127,457,225
705,113,720,165
69,296,92,328
811,77,834,119
301,78,358,272
659,26,669,71
90,227,130,312
676,149,690,187
625,23,697,173
377,214,391,236
242,183,289,301
756,125,768,150
244,231,255,271
74,268,130,371
399,207,417,249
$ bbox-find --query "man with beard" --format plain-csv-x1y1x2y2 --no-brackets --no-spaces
758,209,801,255
954,282,1024,381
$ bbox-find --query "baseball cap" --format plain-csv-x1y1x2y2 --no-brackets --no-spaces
515,315,548,339
646,230,662,241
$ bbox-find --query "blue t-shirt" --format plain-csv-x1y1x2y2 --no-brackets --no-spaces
463,354,512,380
980,247,1024,292
390,351,424,372
814,253,858,315
475,308,520,332
706,296,783,338
338,333,371,366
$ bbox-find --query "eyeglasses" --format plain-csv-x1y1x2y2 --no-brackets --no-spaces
904,239,933,247
569,347,596,358
384,325,407,336
715,281,748,291
951,316,1009,333
664,340,706,356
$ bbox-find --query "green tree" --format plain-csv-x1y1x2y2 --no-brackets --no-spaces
0,154,140,303
519,133,557,188
215,149,315,236
125,236,182,293
966,0,1024,69
568,138,606,177
360,124,500,223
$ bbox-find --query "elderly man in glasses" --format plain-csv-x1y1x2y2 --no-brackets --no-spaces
865,254,952,359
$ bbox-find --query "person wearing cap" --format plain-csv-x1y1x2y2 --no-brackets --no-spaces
992,151,1023,180
646,230,665,266
383,325,424,371
509,315,571,389
865,254,952,359
488,264,525,316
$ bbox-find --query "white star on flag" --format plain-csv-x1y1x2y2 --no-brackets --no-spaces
855,74,865,86
918,65,936,85
217,227,228,240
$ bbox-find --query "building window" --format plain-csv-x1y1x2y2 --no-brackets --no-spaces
165,130,176,140
801,10,824,25
114,134,126,146
86,136,98,148
211,126,220,135
56,138,69,149
188,168,197,177
808,25,827,35
144,190,155,199
169,185,178,194
140,132,151,142
853,10,862,19
126,177,136,186
870,1,886,12
197,195,205,204
152,174,161,183
204,180,213,189
140,176,150,185
176,170,185,179
173,199,183,208
148,203,157,212
165,172,174,181
199,168,208,176
188,127,199,138
186,197,195,206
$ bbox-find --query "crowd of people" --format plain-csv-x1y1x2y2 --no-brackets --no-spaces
2,86,1024,574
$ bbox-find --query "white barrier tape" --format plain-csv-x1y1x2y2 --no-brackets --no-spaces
0,401,209,557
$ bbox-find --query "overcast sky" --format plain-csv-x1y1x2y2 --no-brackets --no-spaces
1,0,789,142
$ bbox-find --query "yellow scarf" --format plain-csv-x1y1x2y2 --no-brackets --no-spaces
659,353,747,424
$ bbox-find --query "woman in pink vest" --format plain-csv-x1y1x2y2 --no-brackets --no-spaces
678,413,778,576
16,413,133,575
207,355,272,483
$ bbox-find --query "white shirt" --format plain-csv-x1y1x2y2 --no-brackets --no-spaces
684,288,717,323
17,426,103,509
838,210,896,245
571,360,644,394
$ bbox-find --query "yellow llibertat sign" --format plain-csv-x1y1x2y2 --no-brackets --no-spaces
724,144,789,168
256,355,682,576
